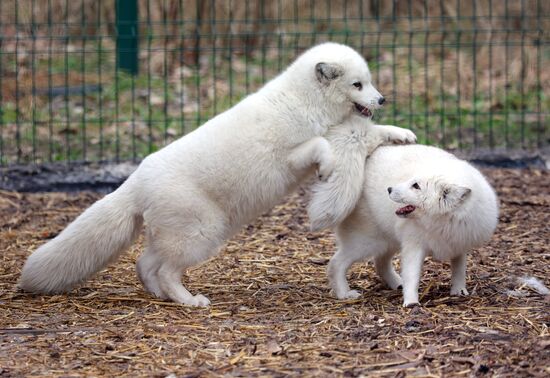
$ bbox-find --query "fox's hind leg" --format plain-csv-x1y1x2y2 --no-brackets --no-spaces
141,198,228,306
136,230,167,300
329,228,388,299
450,253,469,296
374,252,402,290
328,249,363,299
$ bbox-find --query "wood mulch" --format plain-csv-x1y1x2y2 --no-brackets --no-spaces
0,168,548,377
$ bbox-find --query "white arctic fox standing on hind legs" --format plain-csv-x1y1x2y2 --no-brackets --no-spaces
19,43,415,306
314,144,499,307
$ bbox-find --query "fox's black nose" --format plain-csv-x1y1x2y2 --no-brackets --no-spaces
387,187,392,194
378,97,386,105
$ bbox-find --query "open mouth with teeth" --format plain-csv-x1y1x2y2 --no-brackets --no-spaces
354,102,372,118
396,205,416,217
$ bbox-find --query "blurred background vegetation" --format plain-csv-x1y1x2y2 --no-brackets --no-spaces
0,0,548,164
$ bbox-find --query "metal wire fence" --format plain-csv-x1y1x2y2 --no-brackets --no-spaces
0,0,548,165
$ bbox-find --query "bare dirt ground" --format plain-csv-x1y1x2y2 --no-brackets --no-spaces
0,168,548,377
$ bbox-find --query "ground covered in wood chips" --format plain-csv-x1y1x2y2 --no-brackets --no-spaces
1,168,549,377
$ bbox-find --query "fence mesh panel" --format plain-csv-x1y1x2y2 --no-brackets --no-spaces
0,0,548,165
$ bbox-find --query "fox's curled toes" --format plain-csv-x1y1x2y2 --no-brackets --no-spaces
386,131,413,145
398,130,417,144
405,130,417,143
450,287,469,296
338,289,361,300
190,294,211,307
403,301,420,308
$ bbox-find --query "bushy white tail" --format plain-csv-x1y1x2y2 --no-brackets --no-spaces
308,164,363,231
308,156,366,232
19,183,143,294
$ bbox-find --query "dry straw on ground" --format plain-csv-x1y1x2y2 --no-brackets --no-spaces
0,168,549,377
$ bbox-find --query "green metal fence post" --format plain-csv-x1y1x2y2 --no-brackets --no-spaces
116,0,139,75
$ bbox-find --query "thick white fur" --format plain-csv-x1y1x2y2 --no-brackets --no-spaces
328,145,499,306
19,42,390,306
308,116,416,232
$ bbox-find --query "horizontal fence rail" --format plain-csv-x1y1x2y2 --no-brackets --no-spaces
0,0,548,165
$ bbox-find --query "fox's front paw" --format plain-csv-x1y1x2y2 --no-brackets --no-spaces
403,300,420,308
387,128,417,145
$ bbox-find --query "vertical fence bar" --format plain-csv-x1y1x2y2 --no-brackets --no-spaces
488,0,494,149
162,0,169,143
97,0,104,161
15,3,21,163
292,1,304,63
210,0,218,115
407,1,413,132
391,0,397,124
358,0,364,51
439,0,446,147
0,1,3,165
116,0,139,75
48,0,54,162
472,0,478,149
130,37,136,162
194,0,203,128
375,1,382,91
423,0,429,144
309,0,315,49
244,1,250,94
64,0,71,162
31,0,37,163
276,0,282,73
114,11,120,163
520,0,526,148
456,0,462,149
179,0,186,134
80,0,87,161
146,0,153,154
536,0,542,148
260,0,266,84
504,0,510,148
228,0,234,106
343,0,349,45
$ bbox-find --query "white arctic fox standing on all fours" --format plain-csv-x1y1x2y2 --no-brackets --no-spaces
307,116,416,232
19,43,416,306
310,144,499,307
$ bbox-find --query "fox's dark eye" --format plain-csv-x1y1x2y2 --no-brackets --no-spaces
352,82,363,90
412,182,420,190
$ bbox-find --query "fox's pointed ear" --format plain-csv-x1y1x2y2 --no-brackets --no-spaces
455,186,472,200
315,62,344,84
442,184,471,203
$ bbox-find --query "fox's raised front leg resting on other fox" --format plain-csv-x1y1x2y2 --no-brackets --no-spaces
450,254,469,296
288,136,334,180
369,124,417,149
